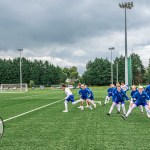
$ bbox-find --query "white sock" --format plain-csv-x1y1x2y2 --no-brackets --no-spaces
144,105,150,116
139,105,143,113
122,104,126,115
105,96,108,104
126,104,136,117
109,102,116,114
117,103,121,112
72,99,83,105
64,100,68,111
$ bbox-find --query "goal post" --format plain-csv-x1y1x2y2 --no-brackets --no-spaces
51,85,62,90
0,84,28,93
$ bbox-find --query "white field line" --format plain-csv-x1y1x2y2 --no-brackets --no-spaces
3,99,64,122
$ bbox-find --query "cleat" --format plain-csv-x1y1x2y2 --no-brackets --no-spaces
117,111,120,114
89,106,93,110
106,113,110,116
81,106,84,110
85,105,90,108
121,114,127,120
63,110,68,113
78,106,82,109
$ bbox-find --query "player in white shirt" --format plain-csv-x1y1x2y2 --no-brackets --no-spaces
121,81,128,93
62,84,84,112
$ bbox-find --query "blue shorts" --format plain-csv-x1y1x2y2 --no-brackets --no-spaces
135,101,147,107
89,95,94,100
81,96,88,100
66,95,75,103
114,98,125,104
108,93,112,97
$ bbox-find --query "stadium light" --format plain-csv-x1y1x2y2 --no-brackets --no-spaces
119,2,134,85
17,49,23,91
108,47,115,84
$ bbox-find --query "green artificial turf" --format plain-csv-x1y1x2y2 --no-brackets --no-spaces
0,87,150,150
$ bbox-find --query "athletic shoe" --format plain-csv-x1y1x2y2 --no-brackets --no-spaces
63,110,68,113
78,106,82,109
121,114,127,120
85,105,90,108
117,111,120,114
81,106,84,110
106,113,110,116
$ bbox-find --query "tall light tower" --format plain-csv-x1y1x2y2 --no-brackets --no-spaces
17,49,23,91
119,2,134,85
109,47,115,84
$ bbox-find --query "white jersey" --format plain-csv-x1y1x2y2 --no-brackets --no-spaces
121,85,128,92
65,88,73,99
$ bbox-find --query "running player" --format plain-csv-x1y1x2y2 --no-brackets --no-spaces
130,85,144,114
79,84,96,110
62,84,84,112
104,84,113,105
122,86,150,119
107,84,129,116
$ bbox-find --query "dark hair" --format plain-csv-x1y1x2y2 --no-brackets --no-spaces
62,84,66,87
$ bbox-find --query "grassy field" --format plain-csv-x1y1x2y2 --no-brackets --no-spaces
0,86,150,150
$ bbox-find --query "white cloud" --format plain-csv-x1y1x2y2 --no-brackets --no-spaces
72,50,86,57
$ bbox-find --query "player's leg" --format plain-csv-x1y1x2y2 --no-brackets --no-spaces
88,99,96,108
116,103,121,113
122,103,137,119
63,100,68,112
107,102,117,115
104,96,109,105
139,105,144,114
121,102,126,115
144,105,150,117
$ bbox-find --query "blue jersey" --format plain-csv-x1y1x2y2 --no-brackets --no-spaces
131,89,138,97
79,88,90,100
107,88,113,97
112,87,117,101
132,91,150,104
114,89,129,102
86,87,94,100
145,84,150,97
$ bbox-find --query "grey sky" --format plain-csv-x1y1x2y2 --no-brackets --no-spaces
0,0,150,74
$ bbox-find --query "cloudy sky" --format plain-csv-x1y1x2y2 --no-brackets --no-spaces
0,0,150,74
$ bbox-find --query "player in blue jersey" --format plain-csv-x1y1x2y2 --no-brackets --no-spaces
79,84,96,110
62,84,84,112
122,86,150,119
145,84,150,97
104,84,113,105
129,85,144,114
107,84,129,116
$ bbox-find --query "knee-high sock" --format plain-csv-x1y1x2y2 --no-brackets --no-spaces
122,104,126,115
64,100,68,111
144,105,150,116
105,96,108,104
117,103,121,112
139,105,143,113
125,104,137,117
109,102,116,114
72,99,83,105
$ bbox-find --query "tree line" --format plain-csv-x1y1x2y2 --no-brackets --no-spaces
0,53,150,86
82,53,150,85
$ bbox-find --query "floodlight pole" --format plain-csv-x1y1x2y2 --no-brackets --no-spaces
17,49,23,91
109,47,115,84
119,2,134,85
116,62,118,83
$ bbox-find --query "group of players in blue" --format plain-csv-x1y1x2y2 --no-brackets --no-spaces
105,82,150,119
62,82,150,120
62,83,96,112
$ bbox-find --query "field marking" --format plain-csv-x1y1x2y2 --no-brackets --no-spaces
3,99,63,123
